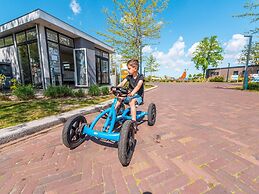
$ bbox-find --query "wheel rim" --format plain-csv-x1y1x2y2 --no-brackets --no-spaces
151,106,156,122
126,126,135,158
69,119,84,143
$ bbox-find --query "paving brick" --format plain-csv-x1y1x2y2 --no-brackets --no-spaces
1,83,259,193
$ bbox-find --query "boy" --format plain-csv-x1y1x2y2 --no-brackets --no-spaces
114,59,144,129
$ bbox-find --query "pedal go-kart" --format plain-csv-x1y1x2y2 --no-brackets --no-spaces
62,87,156,166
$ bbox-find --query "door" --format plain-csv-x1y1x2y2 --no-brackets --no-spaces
73,48,88,87
17,45,32,85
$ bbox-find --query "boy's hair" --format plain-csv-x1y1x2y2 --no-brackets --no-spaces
127,59,139,70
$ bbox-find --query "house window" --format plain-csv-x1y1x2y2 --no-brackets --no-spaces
16,32,26,44
4,36,14,46
0,35,14,48
59,34,74,47
26,28,37,41
0,38,4,47
46,29,58,42
233,71,239,75
16,27,42,88
257,70,259,74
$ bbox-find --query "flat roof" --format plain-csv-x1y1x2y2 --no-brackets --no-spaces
207,65,259,71
0,9,114,53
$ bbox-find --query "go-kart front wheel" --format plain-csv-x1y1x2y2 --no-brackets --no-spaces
148,103,156,126
62,114,87,149
118,120,136,166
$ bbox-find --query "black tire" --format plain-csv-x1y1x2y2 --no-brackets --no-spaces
118,120,136,166
148,103,156,126
62,114,87,149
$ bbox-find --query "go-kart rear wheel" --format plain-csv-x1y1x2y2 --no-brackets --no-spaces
118,120,136,166
62,114,87,149
148,103,156,126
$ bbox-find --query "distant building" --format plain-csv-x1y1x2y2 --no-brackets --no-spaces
206,65,259,81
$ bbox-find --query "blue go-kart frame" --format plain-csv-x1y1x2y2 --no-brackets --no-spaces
62,87,156,166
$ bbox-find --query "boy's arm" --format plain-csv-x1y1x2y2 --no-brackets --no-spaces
129,80,143,96
117,78,128,87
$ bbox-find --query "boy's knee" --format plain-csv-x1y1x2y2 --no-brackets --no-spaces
129,99,136,106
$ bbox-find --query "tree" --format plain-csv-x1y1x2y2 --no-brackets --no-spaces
98,0,169,74
234,0,259,34
145,54,160,76
239,42,259,66
192,36,224,78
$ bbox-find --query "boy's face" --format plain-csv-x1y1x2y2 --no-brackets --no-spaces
127,65,138,75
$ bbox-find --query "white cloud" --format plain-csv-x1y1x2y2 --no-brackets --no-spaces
152,36,188,68
70,0,81,15
187,42,199,57
223,34,248,65
142,45,153,54
225,34,247,52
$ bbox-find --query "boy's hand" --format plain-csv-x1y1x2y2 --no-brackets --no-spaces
128,92,134,97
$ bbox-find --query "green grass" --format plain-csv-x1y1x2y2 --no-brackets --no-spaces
0,96,112,129
0,84,156,129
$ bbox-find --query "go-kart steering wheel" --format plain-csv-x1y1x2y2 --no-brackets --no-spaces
111,86,129,97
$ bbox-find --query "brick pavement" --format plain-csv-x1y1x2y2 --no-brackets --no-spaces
0,83,259,194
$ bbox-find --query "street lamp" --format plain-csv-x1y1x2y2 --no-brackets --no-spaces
243,35,253,90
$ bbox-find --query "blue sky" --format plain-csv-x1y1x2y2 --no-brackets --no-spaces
0,0,257,77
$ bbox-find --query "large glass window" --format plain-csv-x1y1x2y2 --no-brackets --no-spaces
16,27,42,88
26,28,37,41
48,41,62,86
17,45,32,85
46,29,58,43
16,32,26,44
0,38,4,47
4,36,13,46
96,56,109,84
59,34,74,47
28,42,42,87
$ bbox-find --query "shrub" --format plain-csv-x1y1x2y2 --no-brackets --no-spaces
88,85,101,96
44,86,73,98
248,82,259,91
74,88,85,98
10,78,19,91
13,85,35,100
209,76,224,82
101,86,110,95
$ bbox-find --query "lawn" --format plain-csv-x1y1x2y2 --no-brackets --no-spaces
0,84,155,129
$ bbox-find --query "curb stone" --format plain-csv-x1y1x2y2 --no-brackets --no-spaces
0,85,158,145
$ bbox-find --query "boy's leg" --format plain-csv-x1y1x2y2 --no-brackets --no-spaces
129,99,137,121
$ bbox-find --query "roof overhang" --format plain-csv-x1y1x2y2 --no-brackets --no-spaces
0,9,115,53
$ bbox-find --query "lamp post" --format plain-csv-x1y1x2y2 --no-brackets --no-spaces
226,63,230,82
243,35,252,90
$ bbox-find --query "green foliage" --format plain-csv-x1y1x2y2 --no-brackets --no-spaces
192,36,224,78
0,74,6,91
209,76,224,82
101,86,110,95
88,85,101,96
145,54,160,76
239,42,259,66
248,82,259,91
44,86,74,98
10,78,19,91
13,85,35,100
98,0,169,63
74,89,85,98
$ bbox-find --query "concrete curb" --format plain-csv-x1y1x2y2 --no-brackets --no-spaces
0,85,158,145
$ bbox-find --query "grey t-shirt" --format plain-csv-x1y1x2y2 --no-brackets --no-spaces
126,74,144,99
